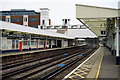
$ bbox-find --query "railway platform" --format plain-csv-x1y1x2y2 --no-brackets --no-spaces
1,44,87,57
63,46,120,80
0,46,75,57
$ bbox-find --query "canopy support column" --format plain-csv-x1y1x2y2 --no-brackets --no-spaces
115,17,120,65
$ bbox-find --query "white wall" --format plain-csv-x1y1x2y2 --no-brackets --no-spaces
6,16,11,22
51,39,56,45
7,39,12,49
1,37,8,50
23,15,28,26
64,40,68,47
40,9,49,27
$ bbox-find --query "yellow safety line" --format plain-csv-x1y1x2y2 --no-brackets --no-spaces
68,75,74,79
82,67,90,71
74,72,85,78
76,69,88,74
95,51,104,80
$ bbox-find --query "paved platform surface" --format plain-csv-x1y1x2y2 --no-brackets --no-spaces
63,46,120,80
1,47,71,57
1,45,86,57
98,47,119,79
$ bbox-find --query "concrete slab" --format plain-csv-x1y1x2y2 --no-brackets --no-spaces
86,47,104,78
99,47,119,79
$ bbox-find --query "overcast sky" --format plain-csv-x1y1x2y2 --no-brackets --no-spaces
0,0,119,25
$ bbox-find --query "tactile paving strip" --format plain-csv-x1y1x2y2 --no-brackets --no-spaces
68,50,101,80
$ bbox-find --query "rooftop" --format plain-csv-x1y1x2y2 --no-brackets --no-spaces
0,21,74,39
0,9,40,16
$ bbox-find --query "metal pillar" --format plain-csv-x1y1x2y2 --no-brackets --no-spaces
0,30,2,51
51,39,53,48
44,39,47,49
115,17,120,65
46,39,47,47
56,39,57,47
0,38,2,50
62,39,64,47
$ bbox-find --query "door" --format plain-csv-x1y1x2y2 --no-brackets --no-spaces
57,40,62,47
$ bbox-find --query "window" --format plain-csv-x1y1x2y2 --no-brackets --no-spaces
39,40,44,45
31,41,34,45
16,40,18,48
65,19,67,24
31,25,38,28
62,26,67,29
29,18,38,22
42,20,45,25
23,41,28,45
6,18,10,22
24,18,27,22
101,30,106,35
1,18,5,21
71,25,78,29
12,40,15,48
11,18,23,22
0,18,5,21
47,41,49,45
0,18,2,21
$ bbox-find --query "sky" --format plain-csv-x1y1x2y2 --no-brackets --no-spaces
0,0,119,25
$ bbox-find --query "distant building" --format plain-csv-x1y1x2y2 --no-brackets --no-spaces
40,8,51,29
62,19,71,29
0,8,51,29
44,19,86,29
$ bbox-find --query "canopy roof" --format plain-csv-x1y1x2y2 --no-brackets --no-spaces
0,21,74,39
76,4,118,37
44,28,97,39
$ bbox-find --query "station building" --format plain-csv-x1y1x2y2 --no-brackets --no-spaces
0,9,98,53
0,8,51,29
0,21,76,53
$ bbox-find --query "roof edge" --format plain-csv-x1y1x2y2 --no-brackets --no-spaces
75,4,118,10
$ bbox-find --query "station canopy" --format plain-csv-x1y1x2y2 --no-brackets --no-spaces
76,4,119,37
44,29,97,39
0,21,74,39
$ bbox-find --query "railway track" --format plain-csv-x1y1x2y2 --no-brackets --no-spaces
2,49,63,66
2,47,79,68
2,48,85,78
2,48,75,70
30,48,96,80
2,44,98,79
2,47,77,66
